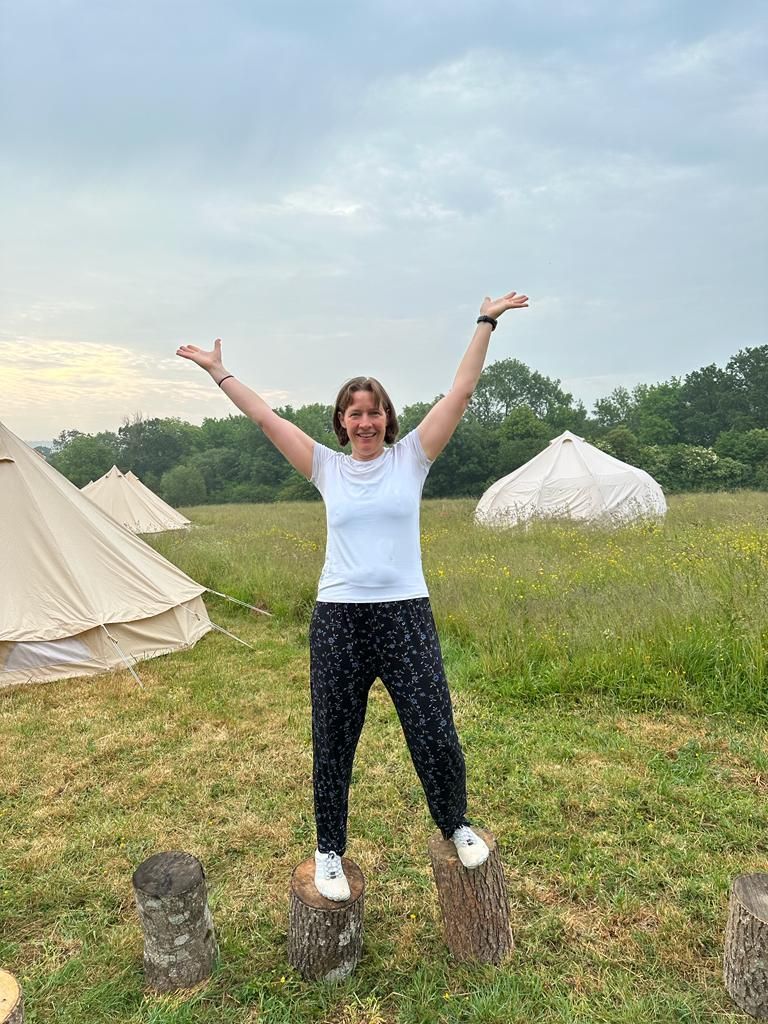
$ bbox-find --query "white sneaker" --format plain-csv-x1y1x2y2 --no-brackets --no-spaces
314,850,351,901
451,825,490,869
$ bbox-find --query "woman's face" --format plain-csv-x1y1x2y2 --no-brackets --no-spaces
339,390,387,461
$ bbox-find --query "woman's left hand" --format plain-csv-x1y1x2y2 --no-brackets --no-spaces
480,291,529,320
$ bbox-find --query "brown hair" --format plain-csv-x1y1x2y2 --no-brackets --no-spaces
333,376,399,447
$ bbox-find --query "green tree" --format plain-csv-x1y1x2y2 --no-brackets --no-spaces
117,415,200,486
276,473,321,501
197,415,290,499
598,426,642,465
495,407,553,475
159,465,207,507
545,400,589,433
397,400,439,437
469,359,576,426
280,403,337,446
199,415,253,450
631,382,682,444
425,419,498,498
593,386,635,428
726,346,768,429
715,428,768,466
48,433,119,487
676,365,733,445
715,428,768,487
187,447,244,500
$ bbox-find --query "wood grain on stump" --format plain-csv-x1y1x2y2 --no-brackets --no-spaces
287,857,365,982
132,851,217,992
0,970,24,1024
429,829,513,964
724,873,768,1019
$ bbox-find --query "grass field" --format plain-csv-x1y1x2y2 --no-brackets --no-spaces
2,494,767,1023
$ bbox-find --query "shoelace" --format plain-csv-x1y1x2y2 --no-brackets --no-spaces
453,826,476,847
320,852,342,879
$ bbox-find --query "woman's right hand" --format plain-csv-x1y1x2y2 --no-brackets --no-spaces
176,337,225,375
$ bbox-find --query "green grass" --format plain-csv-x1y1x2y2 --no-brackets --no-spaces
1,493,767,1022
157,492,768,714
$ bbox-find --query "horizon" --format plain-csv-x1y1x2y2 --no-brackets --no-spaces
14,338,761,451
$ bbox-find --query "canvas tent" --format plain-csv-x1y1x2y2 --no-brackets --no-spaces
475,430,666,526
82,465,191,534
0,421,211,688
125,470,191,529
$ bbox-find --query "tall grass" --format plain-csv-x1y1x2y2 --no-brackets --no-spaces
153,492,768,715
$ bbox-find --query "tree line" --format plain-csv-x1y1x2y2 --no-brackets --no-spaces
44,345,768,506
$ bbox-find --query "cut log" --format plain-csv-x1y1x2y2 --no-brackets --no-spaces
724,872,768,1019
132,851,217,992
428,828,513,964
0,970,24,1024
287,857,365,981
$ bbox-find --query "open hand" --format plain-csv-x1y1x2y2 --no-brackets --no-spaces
176,338,225,374
480,291,529,320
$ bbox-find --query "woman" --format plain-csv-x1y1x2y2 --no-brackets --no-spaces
177,290,528,900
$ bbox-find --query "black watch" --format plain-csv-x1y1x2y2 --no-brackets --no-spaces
476,315,498,331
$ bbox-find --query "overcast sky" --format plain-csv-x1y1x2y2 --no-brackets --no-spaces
2,0,766,444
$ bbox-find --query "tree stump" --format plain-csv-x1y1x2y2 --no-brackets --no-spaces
428,828,513,964
724,873,768,1019
132,851,217,992
287,857,365,981
0,970,24,1024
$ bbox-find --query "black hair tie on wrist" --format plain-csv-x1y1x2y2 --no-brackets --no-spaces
217,375,235,387
476,315,497,331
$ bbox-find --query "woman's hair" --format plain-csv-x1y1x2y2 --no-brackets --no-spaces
333,376,399,447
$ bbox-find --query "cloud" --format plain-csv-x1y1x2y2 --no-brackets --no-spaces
202,188,372,240
1,4,765,440
646,28,766,80
0,338,287,440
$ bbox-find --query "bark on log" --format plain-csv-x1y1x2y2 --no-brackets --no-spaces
724,872,768,1019
428,828,513,964
287,857,365,982
132,851,217,992
0,970,24,1024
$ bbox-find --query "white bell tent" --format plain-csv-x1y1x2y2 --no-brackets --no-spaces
83,465,191,534
0,421,210,688
475,430,666,527
125,471,191,529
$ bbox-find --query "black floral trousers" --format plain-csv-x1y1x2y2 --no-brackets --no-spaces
309,598,469,855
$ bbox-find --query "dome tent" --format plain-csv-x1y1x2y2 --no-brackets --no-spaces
475,430,666,527
83,465,191,534
0,421,210,688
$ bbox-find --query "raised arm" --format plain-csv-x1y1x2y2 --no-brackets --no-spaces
176,339,315,479
417,291,529,461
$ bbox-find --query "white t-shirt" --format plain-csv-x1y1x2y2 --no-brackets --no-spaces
310,429,433,602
